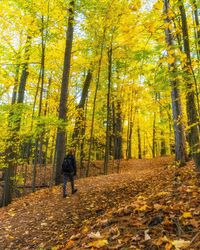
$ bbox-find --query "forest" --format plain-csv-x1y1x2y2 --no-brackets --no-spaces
0,0,200,248
0,0,200,250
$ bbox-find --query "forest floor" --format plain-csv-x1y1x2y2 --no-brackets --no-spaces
0,156,200,250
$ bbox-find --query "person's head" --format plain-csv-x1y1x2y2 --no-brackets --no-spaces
68,148,75,155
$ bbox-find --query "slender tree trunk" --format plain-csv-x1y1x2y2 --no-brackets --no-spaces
72,70,92,176
55,1,75,184
104,46,112,175
86,31,105,176
79,97,88,177
163,0,187,165
178,0,200,170
160,105,166,156
192,0,200,58
2,35,31,206
114,101,122,159
126,108,130,160
160,130,166,156
12,53,21,104
17,36,31,104
152,112,156,158
137,124,142,159
32,15,47,191
126,89,134,159
72,69,92,143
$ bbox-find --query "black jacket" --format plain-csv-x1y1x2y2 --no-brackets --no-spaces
62,154,77,175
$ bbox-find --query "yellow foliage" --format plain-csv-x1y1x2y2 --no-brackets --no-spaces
88,239,108,248
166,56,175,64
171,239,190,249
181,212,192,219
154,1,163,11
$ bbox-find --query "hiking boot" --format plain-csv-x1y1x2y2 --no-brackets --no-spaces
72,189,77,194
63,194,67,198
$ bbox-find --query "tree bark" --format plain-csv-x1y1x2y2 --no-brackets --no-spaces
163,0,187,166
114,101,122,159
178,0,200,170
32,15,47,191
192,0,200,58
104,46,112,175
55,0,75,185
86,30,105,176
126,89,134,160
152,112,156,158
137,124,142,159
2,35,31,206
72,69,92,143
17,36,32,104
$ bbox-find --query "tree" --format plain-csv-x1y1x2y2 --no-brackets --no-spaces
55,0,75,185
163,0,187,166
178,0,200,170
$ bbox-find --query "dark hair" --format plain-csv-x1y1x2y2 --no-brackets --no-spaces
68,148,75,155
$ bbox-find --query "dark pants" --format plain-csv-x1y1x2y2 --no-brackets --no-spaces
63,173,75,196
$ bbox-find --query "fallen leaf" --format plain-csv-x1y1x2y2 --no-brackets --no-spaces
182,212,192,219
41,222,48,226
87,231,102,239
165,242,173,250
88,239,108,248
82,226,89,234
144,229,151,241
156,191,169,197
172,239,190,249
109,226,120,239
65,240,75,248
154,204,163,210
70,233,81,240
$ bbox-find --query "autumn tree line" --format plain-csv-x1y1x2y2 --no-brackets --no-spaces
0,0,199,206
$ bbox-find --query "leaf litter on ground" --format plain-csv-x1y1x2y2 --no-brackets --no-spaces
0,156,200,249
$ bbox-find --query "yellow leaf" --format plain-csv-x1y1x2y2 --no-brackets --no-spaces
82,226,89,234
182,212,192,219
172,239,190,249
65,240,74,248
88,239,108,248
154,204,163,210
154,1,163,11
51,245,64,250
166,56,175,64
139,205,149,211
156,191,169,197
165,242,173,250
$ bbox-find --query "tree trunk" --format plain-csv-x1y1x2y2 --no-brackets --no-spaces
137,124,142,159
160,130,166,156
104,46,112,175
32,15,47,191
192,0,200,58
2,35,31,206
114,101,122,159
163,0,187,166
152,112,156,158
12,53,21,104
86,30,105,176
178,0,200,170
72,69,92,143
126,90,134,160
17,35,31,104
55,0,75,185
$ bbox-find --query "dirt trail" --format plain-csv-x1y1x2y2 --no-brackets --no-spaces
2,156,196,250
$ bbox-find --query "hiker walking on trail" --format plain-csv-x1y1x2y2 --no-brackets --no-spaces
62,149,78,198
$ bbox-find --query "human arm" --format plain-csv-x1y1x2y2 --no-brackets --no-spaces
73,156,77,176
